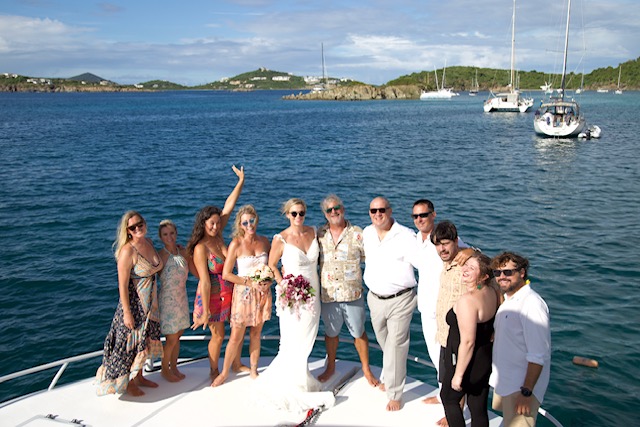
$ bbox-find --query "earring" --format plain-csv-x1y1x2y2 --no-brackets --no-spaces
127,234,132,239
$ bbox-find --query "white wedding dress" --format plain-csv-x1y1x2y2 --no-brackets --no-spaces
253,233,335,414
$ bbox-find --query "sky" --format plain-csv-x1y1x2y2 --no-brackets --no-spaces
1,0,639,86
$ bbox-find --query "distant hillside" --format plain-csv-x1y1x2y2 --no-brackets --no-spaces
67,72,108,83
388,57,640,91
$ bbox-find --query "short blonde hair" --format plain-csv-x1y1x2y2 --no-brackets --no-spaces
232,205,259,239
158,219,177,238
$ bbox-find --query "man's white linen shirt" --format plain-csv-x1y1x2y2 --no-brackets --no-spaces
363,221,416,296
490,284,551,403
413,234,467,317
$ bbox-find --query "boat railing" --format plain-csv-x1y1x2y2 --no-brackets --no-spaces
0,335,563,426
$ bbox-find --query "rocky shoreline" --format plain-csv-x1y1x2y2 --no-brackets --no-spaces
283,85,423,100
0,84,146,93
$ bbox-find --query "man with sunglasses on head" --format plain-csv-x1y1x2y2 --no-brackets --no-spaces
489,252,550,427
363,196,418,411
316,195,379,388
412,200,470,410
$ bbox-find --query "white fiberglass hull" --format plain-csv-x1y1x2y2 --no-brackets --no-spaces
420,89,454,100
483,93,533,113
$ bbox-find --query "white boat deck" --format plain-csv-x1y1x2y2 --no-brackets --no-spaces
1,356,504,427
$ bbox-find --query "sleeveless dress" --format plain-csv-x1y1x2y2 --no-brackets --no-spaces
230,253,272,327
253,233,335,413
441,308,495,427
96,246,163,395
193,253,233,323
158,248,190,335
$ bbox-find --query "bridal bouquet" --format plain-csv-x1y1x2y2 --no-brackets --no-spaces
248,264,275,284
276,274,316,319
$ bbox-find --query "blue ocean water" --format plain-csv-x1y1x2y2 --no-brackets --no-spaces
0,90,638,426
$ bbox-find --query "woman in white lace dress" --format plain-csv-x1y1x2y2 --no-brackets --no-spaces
255,198,335,413
213,205,272,386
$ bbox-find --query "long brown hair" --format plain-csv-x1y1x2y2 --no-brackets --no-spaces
187,206,222,256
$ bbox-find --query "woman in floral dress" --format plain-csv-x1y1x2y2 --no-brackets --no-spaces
96,211,163,396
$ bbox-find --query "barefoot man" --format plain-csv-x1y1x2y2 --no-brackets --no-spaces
317,195,378,387
363,196,417,411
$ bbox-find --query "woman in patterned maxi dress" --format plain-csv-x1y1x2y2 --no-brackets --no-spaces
96,211,163,397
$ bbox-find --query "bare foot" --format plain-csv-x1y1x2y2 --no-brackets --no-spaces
386,399,402,411
422,395,439,404
232,364,250,373
436,416,449,426
135,376,158,388
378,383,386,392
250,366,259,379
363,370,380,387
209,368,220,381
126,382,145,396
172,368,186,380
161,369,180,383
211,372,227,387
317,367,335,383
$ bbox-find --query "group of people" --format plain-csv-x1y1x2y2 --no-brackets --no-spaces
94,165,551,427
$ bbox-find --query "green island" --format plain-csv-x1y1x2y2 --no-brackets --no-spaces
2,58,638,99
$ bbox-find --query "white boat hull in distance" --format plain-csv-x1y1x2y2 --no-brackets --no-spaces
534,100,586,137
483,92,534,113
420,88,455,100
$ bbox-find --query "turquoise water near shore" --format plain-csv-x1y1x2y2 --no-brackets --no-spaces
1,90,638,426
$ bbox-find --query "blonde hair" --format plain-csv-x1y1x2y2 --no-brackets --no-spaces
158,219,177,238
232,205,259,239
113,210,144,260
281,198,307,216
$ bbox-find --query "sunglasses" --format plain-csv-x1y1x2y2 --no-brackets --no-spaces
127,221,145,232
325,204,342,213
412,212,432,219
241,218,256,227
492,268,521,277
290,211,306,218
370,208,388,214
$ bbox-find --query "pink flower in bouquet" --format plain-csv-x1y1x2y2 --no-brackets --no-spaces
275,274,316,319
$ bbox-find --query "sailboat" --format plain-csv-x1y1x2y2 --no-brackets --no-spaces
534,0,587,137
615,65,623,94
484,0,534,112
469,69,479,96
420,61,456,100
312,43,328,92
575,72,585,94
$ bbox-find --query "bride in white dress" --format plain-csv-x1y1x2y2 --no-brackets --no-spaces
256,198,335,413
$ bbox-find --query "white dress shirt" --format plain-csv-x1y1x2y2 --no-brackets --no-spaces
363,221,416,296
490,284,551,403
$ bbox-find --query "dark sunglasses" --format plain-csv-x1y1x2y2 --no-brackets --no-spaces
241,218,256,227
492,268,521,277
412,212,432,219
127,221,145,232
325,205,342,213
290,211,306,218
370,208,387,214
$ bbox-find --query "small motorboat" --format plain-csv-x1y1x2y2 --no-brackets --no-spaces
578,125,602,140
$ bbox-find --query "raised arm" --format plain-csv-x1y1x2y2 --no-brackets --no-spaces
268,235,285,284
219,165,245,230
117,245,135,329
191,244,211,330
451,295,478,391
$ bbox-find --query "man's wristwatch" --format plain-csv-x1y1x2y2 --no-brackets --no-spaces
520,387,533,397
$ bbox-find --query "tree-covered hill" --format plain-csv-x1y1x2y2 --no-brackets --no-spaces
387,57,640,91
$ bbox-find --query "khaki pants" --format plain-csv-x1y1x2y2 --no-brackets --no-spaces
492,391,541,427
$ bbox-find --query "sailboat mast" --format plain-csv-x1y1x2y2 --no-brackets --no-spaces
321,43,326,85
510,0,516,91
560,0,572,99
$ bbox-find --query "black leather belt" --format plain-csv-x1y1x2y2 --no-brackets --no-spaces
370,287,414,300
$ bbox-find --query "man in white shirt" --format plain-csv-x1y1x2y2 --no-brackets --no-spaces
490,252,551,427
363,196,417,411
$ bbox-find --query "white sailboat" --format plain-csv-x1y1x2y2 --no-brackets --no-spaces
312,43,328,92
534,0,587,137
469,69,479,96
484,0,534,112
575,72,585,94
615,65,623,94
420,61,456,100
